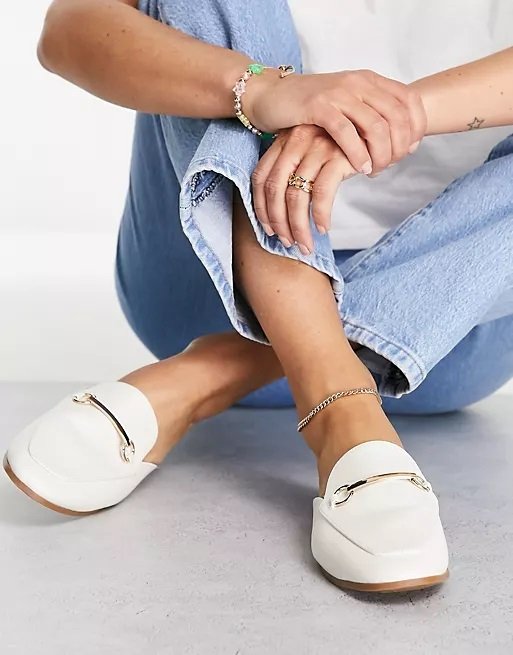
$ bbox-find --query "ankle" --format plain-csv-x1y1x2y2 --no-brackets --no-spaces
295,352,377,417
300,395,402,495
302,393,385,451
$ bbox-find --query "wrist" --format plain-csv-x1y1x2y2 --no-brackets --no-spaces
221,55,254,116
242,67,283,132
409,77,438,136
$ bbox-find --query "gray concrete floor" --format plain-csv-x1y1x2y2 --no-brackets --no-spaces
0,382,512,654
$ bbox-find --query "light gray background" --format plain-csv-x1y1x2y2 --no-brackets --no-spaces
0,2,151,382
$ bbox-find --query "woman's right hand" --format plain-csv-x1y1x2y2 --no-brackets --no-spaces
245,69,426,175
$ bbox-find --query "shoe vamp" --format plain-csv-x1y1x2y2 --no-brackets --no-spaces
321,484,441,555
28,404,139,481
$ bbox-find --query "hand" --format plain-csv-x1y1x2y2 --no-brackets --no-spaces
246,69,426,175
251,125,357,253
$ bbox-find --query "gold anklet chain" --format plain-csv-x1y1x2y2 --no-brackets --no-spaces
297,388,382,432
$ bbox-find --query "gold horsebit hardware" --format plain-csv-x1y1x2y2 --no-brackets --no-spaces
72,393,136,463
330,472,432,508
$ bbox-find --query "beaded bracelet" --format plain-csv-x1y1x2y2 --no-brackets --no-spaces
232,63,295,140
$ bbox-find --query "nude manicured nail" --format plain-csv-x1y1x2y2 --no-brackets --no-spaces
409,140,420,154
298,243,311,255
262,224,275,236
315,224,327,235
279,236,292,248
361,160,373,175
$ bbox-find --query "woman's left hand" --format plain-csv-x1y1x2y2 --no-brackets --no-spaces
251,125,357,254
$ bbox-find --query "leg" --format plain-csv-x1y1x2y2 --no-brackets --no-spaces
115,113,296,462
116,111,295,409
231,191,448,592
114,113,289,462
231,192,400,494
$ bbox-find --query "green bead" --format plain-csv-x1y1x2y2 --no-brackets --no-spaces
248,63,265,75
261,132,276,141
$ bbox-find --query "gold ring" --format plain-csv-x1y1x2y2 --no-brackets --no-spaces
288,173,314,194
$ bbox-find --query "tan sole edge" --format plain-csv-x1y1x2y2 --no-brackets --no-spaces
3,455,100,517
320,566,449,593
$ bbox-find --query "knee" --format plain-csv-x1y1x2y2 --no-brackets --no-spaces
115,269,183,360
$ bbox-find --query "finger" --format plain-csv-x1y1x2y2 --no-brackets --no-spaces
264,130,310,247
363,91,411,165
311,157,357,233
286,154,325,254
343,100,393,173
313,106,373,175
373,75,427,148
251,142,283,235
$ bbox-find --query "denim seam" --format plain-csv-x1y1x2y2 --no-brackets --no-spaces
190,172,224,206
157,1,174,26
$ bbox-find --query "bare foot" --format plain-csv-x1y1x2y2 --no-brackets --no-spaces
120,333,283,464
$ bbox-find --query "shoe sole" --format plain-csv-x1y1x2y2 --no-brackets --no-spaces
320,565,449,593
3,455,100,517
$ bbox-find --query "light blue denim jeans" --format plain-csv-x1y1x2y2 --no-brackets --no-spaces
116,0,513,413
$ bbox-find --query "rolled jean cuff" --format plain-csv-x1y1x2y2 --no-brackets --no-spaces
343,320,426,398
179,148,343,345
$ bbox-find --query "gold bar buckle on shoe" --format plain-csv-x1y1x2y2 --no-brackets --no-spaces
72,393,136,463
330,472,432,508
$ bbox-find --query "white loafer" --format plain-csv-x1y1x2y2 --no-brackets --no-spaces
312,441,449,593
3,382,159,515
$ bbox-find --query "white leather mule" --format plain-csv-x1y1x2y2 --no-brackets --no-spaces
3,382,159,515
311,441,449,593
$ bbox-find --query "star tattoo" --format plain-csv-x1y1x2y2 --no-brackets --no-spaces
467,117,485,130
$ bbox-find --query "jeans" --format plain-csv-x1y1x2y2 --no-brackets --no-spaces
116,0,513,412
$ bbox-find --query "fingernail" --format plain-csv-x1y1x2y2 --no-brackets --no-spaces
361,160,373,175
315,224,327,235
279,236,292,248
298,243,311,256
409,140,420,154
262,224,275,236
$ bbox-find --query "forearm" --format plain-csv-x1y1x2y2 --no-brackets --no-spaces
411,47,513,135
38,0,252,117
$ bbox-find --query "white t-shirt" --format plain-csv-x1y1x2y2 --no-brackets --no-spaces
287,0,513,250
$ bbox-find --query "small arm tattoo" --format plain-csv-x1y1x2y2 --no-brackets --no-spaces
467,117,485,130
